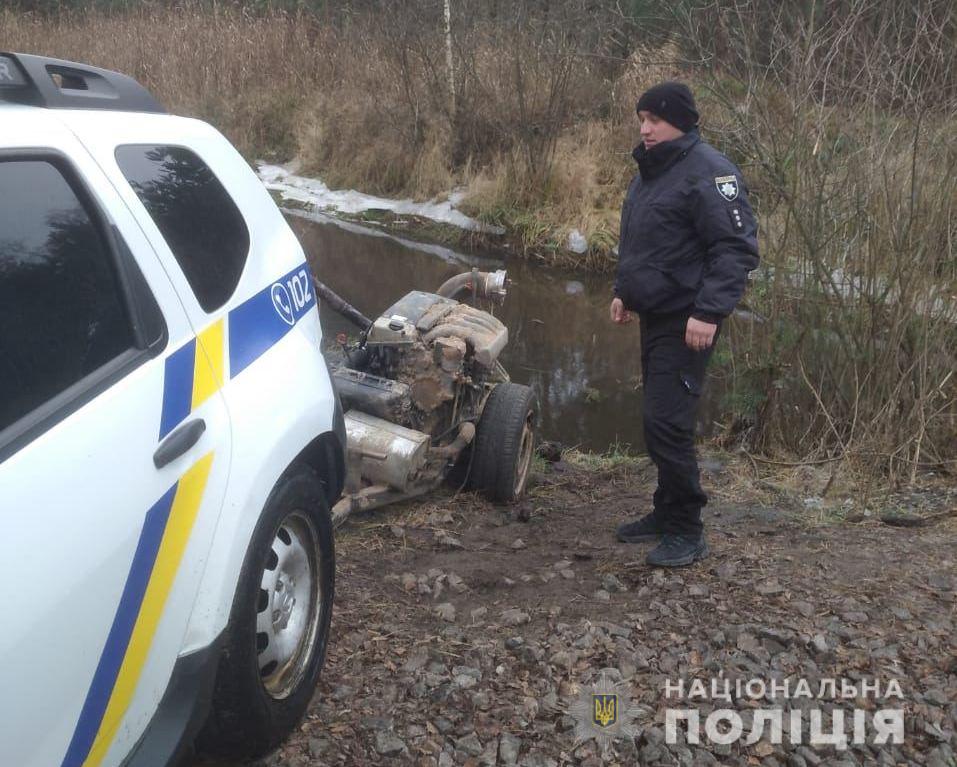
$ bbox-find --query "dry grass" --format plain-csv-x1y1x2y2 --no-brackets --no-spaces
0,5,319,158
2,1,955,479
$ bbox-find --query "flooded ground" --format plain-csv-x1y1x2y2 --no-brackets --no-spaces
289,212,729,453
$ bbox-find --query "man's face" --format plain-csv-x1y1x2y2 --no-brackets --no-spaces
638,110,684,149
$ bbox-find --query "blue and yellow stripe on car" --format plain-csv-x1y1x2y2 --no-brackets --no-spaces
59,454,214,767
158,318,226,440
61,263,318,767
158,263,315,439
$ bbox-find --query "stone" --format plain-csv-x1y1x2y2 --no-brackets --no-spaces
890,606,912,620
502,608,531,626
792,601,815,618
511,538,527,550
599,621,631,638
403,650,430,673
374,731,407,757
573,632,596,650
924,688,949,706
928,573,955,591
479,739,499,766
756,579,784,595
601,574,628,593
455,732,484,757
715,562,736,580
435,532,465,549
499,733,522,765
737,633,760,652
519,753,557,767
331,684,355,701
433,717,455,734
794,746,821,765
361,715,394,730
841,611,869,623
453,673,478,689
549,650,576,671
434,602,456,622
307,738,330,759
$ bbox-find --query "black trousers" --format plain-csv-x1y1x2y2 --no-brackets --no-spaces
639,310,719,536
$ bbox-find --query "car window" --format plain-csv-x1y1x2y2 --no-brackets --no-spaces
115,145,249,312
0,159,135,432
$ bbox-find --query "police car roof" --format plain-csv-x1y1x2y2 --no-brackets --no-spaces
0,98,224,168
0,52,165,114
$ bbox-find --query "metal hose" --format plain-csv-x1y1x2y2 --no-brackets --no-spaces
436,269,508,303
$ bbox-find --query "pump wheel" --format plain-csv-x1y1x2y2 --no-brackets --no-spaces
470,383,538,503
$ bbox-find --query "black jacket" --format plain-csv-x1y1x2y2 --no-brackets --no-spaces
614,130,759,322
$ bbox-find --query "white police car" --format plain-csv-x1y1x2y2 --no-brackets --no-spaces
0,53,345,766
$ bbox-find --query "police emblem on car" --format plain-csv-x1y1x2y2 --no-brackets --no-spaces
715,174,739,201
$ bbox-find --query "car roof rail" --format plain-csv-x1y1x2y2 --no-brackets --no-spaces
0,52,165,113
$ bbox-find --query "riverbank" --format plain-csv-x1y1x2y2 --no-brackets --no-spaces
4,1,953,482
192,450,957,766
260,162,604,271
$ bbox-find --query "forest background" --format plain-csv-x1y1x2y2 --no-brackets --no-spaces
2,0,955,489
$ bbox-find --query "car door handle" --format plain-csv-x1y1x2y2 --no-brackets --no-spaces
153,418,206,469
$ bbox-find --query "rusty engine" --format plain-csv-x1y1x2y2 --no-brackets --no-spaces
321,270,513,520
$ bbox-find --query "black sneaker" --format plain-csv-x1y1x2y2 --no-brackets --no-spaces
616,513,665,543
646,534,709,567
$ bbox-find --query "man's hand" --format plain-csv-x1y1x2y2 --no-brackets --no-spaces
685,316,717,351
610,297,634,324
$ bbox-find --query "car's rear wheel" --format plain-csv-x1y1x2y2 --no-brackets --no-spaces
470,383,538,503
198,466,334,758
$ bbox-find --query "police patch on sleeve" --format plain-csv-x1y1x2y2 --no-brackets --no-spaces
715,175,739,201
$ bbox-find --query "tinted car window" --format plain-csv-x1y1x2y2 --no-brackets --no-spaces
0,160,134,432
115,145,249,312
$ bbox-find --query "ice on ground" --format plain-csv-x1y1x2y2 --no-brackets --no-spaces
258,163,505,235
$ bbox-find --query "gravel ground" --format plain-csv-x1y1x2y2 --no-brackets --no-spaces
198,453,957,767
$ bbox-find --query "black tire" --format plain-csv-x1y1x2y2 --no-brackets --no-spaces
198,466,335,758
470,383,538,503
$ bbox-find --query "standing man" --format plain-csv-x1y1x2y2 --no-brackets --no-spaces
611,82,758,567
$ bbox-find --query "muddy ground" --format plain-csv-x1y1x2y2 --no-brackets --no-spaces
203,451,957,767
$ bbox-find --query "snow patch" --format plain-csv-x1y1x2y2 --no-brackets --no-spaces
258,163,505,235
566,228,588,254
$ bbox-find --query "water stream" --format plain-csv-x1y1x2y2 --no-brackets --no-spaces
290,211,725,453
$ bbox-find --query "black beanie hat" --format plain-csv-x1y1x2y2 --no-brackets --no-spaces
636,81,699,132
